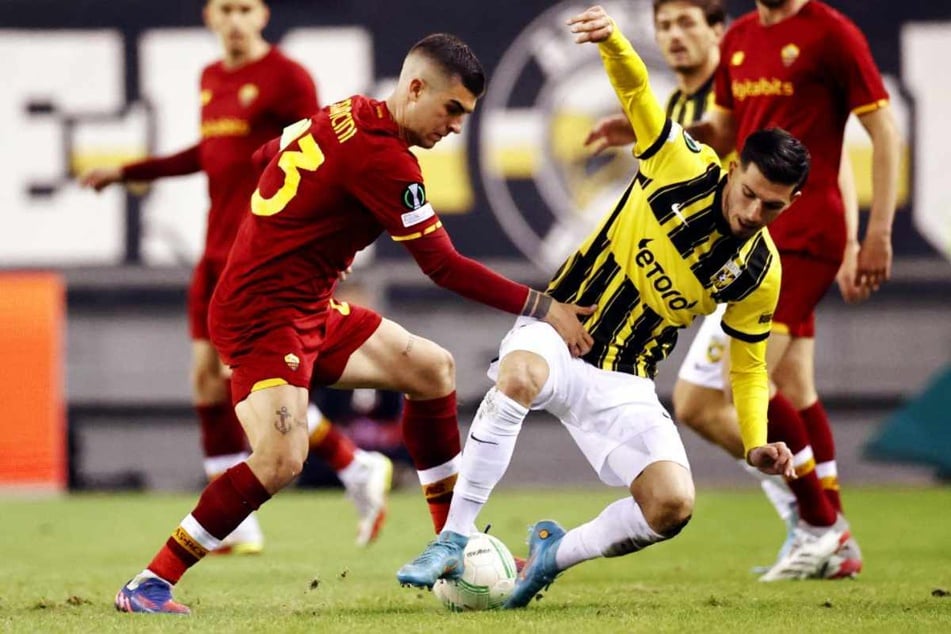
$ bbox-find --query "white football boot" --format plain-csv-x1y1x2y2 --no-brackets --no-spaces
339,450,393,547
758,518,848,582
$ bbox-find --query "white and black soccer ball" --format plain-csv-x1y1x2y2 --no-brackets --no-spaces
432,532,518,611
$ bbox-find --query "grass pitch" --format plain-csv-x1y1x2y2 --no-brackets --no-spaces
1,486,949,633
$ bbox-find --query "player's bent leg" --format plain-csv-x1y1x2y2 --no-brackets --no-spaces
115,384,303,615
775,337,845,514
331,317,454,399
333,318,461,533
399,349,553,589
190,340,264,555
507,417,695,608
237,384,311,493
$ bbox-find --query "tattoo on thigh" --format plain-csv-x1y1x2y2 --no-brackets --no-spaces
402,335,415,356
274,406,298,435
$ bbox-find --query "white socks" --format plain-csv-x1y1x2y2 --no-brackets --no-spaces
338,449,370,487
738,459,797,523
555,498,664,570
443,388,529,536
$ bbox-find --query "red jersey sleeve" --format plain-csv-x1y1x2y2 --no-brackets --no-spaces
121,144,201,181
351,148,529,315
825,16,889,115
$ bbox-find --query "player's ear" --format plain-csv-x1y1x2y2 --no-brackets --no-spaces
712,22,725,41
408,77,425,103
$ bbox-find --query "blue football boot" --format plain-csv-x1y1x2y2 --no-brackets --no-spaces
396,530,468,589
114,576,190,614
503,520,565,609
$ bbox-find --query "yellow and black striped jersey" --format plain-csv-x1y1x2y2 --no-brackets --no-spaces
547,26,780,451
665,75,736,170
665,75,714,130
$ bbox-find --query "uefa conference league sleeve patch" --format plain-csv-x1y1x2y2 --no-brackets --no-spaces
400,182,435,227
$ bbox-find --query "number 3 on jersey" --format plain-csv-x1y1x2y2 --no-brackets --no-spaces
251,129,324,217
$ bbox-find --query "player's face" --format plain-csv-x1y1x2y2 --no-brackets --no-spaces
723,162,800,239
204,0,269,57
405,75,477,149
654,2,721,73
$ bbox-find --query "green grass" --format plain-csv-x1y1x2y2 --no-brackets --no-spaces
1,486,949,633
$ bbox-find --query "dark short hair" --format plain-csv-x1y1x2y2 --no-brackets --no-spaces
409,33,486,97
740,128,811,192
652,0,726,27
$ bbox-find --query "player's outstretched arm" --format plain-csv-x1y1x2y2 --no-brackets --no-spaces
79,145,203,192
78,166,124,192
404,230,594,356
568,6,668,156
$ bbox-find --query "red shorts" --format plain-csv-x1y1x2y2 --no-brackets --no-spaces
187,256,225,340
772,252,840,338
226,301,382,406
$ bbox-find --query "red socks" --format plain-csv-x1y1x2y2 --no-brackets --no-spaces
309,421,356,472
799,400,842,512
401,393,461,533
767,393,836,527
148,462,270,583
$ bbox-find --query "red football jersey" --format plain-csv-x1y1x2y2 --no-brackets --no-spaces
714,1,888,262
209,95,529,363
124,47,318,264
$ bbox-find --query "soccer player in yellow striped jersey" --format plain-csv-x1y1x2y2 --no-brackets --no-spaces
397,5,807,605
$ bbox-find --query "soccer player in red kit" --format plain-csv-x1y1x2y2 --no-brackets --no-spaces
583,0,899,580
80,0,392,556
112,32,595,614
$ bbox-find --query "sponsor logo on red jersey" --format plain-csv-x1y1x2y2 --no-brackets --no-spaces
731,78,794,102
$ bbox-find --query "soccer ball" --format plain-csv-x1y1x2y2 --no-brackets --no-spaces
432,532,518,611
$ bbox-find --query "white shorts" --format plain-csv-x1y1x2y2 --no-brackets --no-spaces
677,304,728,391
488,317,690,487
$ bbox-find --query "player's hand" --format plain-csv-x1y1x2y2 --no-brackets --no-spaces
584,114,636,156
78,166,123,192
543,300,596,357
747,442,795,478
567,6,614,44
856,229,892,292
836,241,871,304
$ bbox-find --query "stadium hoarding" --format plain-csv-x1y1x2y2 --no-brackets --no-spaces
0,0,946,267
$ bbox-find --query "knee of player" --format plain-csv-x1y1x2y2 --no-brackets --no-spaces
671,388,703,429
255,447,307,489
495,352,547,406
422,345,455,394
644,491,695,537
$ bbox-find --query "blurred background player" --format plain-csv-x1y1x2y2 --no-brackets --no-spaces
113,32,594,614
589,0,899,580
79,0,391,552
